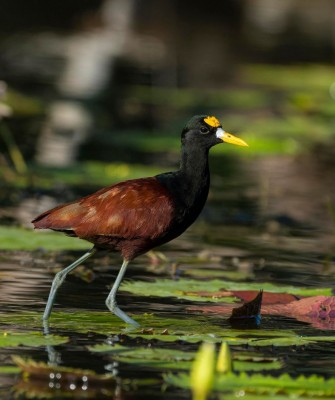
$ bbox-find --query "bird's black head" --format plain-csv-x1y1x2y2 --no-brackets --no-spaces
181,115,248,149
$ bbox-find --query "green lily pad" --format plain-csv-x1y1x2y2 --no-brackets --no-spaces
233,355,283,372
90,344,194,370
0,331,68,347
121,278,332,299
182,268,253,281
2,311,335,348
249,335,335,347
166,371,335,397
0,226,88,251
89,344,282,372
0,365,21,374
0,311,127,335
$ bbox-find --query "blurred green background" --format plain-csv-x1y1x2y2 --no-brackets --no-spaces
1,0,335,236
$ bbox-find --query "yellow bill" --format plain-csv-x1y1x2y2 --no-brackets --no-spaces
216,128,248,147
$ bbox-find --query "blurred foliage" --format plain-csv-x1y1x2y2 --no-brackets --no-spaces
0,63,334,187
0,331,67,347
1,161,163,189
0,226,88,250
124,64,335,156
3,88,44,117
242,64,335,90
166,370,335,398
121,278,332,298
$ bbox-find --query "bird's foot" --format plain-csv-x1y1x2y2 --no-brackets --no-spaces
106,300,140,327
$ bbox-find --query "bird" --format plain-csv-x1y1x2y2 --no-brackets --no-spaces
32,115,248,327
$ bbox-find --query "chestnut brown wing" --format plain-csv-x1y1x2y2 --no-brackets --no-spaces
32,177,176,241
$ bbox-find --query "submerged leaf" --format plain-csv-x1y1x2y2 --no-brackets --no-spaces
12,356,117,399
13,356,114,383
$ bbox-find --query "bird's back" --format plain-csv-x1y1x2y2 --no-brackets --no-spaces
32,177,178,259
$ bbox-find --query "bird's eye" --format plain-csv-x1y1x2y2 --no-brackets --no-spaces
200,126,209,134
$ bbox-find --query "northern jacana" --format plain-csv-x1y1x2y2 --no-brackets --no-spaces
32,115,248,327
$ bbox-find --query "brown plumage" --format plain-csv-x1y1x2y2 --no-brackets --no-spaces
33,178,175,261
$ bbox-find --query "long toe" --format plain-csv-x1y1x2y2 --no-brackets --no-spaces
106,299,140,327
113,305,141,327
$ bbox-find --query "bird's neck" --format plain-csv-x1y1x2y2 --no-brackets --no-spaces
180,143,209,180
178,143,210,208
156,143,211,213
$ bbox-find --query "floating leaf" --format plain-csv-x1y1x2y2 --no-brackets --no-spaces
89,343,282,373
183,268,253,281
90,344,194,370
0,226,88,251
232,291,298,305
121,278,332,299
12,356,117,399
191,294,335,330
248,335,335,347
166,371,335,397
13,356,114,383
234,357,282,372
0,311,128,335
0,365,20,374
0,331,68,348
4,311,334,347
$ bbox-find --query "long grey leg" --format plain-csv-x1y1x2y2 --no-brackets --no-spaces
42,247,97,321
105,259,140,327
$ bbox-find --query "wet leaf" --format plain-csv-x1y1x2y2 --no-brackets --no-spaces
3,311,335,349
232,291,298,305
0,226,88,251
12,356,117,399
166,371,335,397
121,278,332,299
89,343,283,373
0,331,68,348
234,357,282,372
248,335,335,347
0,365,20,374
13,356,114,382
183,268,253,281
90,344,194,370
